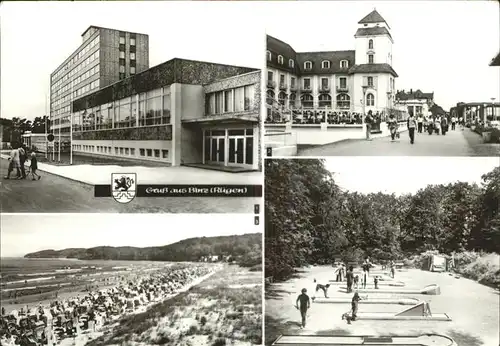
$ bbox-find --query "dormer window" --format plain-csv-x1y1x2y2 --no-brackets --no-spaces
322,60,330,69
368,39,373,49
266,51,271,61
289,59,294,68
278,55,284,65
304,61,312,70
340,60,348,68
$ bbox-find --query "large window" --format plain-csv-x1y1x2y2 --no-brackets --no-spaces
301,94,314,108
319,94,332,108
144,89,162,125
118,97,132,128
266,90,275,106
278,92,287,106
206,85,256,115
98,103,112,129
289,93,296,109
336,94,350,109
161,90,171,125
366,93,375,106
368,39,374,49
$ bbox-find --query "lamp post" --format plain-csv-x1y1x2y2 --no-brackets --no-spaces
491,97,496,120
362,85,368,122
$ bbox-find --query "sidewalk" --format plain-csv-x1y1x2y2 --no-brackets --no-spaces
0,154,261,185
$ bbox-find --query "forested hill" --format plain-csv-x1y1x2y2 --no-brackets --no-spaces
24,233,261,262
265,159,500,281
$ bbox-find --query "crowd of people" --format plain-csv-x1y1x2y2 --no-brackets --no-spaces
4,144,41,181
0,265,217,346
265,109,393,125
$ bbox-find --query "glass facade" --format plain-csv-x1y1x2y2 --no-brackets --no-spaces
205,84,256,116
73,86,171,132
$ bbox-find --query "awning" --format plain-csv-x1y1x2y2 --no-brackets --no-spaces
182,114,258,126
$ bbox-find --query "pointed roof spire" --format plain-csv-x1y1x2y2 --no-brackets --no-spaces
358,9,390,30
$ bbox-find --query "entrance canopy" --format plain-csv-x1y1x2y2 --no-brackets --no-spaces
182,114,258,126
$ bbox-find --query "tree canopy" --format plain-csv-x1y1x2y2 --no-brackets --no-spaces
265,159,500,281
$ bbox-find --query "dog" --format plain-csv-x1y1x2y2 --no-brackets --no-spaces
313,279,330,298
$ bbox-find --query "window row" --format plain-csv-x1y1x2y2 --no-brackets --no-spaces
73,145,168,160
268,91,362,109
205,85,256,115
73,80,100,98
73,88,171,131
119,51,136,60
52,35,100,83
304,60,349,70
52,50,100,91
119,36,136,46
119,65,135,74
53,65,100,100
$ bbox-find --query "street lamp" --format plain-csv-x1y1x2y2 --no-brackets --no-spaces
491,97,496,120
362,85,368,122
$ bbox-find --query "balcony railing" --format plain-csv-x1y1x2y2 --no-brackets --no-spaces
290,85,298,92
336,86,349,92
279,83,287,91
301,86,312,93
319,86,331,93
267,80,276,89
362,84,376,90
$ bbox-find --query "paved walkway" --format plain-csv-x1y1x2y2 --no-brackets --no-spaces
298,128,500,157
0,154,261,185
0,157,260,213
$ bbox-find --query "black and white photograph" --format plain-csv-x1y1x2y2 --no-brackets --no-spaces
264,158,500,346
263,1,500,157
0,1,263,213
0,213,262,346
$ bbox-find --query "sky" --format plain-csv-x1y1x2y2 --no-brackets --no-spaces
326,157,499,195
0,214,260,258
263,1,500,111
0,1,265,121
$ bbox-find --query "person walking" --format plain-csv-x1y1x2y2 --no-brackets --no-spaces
18,145,27,179
451,115,457,130
387,114,399,141
4,146,21,179
365,111,373,141
417,114,424,133
346,266,354,293
295,288,311,329
407,113,417,144
29,152,42,180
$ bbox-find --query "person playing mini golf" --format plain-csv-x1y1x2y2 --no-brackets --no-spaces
342,292,363,324
346,266,354,293
296,288,311,328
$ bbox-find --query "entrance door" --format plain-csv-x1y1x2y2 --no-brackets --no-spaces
209,137,225,164
228,136,245,164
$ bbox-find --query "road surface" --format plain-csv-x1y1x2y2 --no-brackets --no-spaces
0,162,258,213
265,266,499,346
298,128,500,156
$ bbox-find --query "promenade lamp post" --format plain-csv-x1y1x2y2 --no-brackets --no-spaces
491,97,496,120
362,85,368,122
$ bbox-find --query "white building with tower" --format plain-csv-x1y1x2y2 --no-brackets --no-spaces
266,9,400,123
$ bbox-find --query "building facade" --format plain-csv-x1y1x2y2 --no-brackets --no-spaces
21,132,48,153
50,26,149,152
266,9,398,122
395,89,434,118
71,59,261,171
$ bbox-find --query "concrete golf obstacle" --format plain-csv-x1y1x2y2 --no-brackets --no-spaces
272,334,457,345
313,296,420,305
342,302,452,321
339,284,441,295
328,280,406,287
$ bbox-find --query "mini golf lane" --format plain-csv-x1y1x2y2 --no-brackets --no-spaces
313,296,419,305
344,302,452,321
338,284,440,295
272,334,457,346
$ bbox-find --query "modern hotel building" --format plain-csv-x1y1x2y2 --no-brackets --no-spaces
49,26,149,152
70,59,262,171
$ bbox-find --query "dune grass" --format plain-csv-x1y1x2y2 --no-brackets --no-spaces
86,265,262,346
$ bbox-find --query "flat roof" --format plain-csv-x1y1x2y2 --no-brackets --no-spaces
81,25,149,38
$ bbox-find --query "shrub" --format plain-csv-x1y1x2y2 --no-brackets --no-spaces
488,128,500,143
212,338,226,346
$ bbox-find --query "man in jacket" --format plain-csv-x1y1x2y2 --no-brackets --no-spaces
407,114,417,144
